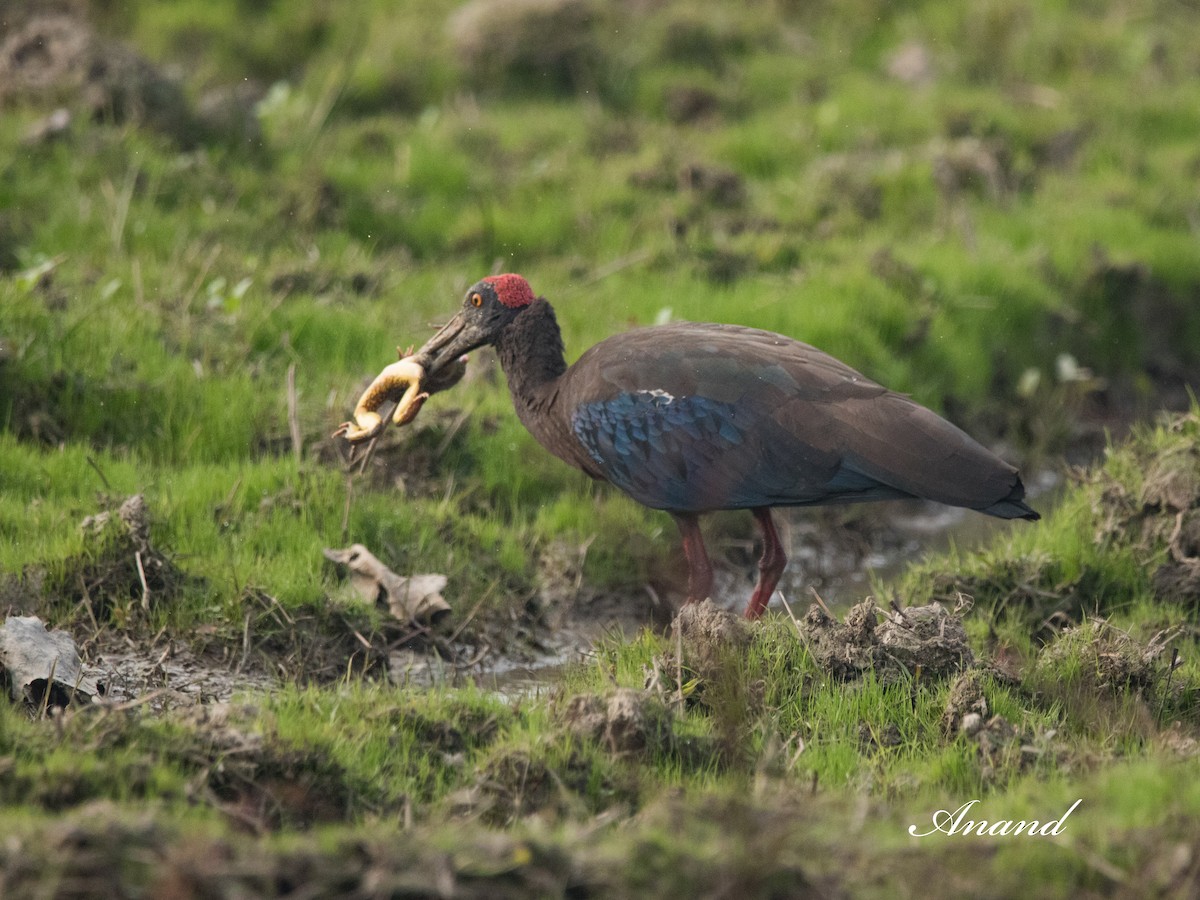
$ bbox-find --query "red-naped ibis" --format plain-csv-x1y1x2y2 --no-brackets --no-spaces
378,273,1039,619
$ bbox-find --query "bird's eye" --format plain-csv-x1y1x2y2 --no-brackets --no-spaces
471,292,483,308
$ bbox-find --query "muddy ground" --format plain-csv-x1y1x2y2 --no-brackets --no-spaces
5,5,1200,896
0,477,1058,708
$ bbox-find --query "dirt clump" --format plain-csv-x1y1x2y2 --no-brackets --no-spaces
163,703,368,831
1090,416,1200,536
940,681,1051,781
1140,447,1200,512
941,669,990,738
449,0,609,95
640,600,754,712
970,714,1024,780
676,598,750,647
1153,556,1200,605
800,598,974,682
932,136,1016,202
1035,618,1178,698
0,11,202,144
221,589,388,684
800,600,879,680
673,598,751,674
921,553,1084,639
857,721,903,754
678,162,747,207
2,7,269,149
560,687,673,755
1140,446,1200,603
1153,505,1200,604
664,84,722,124
1084,414,1200,605
452,747,629,826
886,41,935,86
33,493,189,628
877,601,975,674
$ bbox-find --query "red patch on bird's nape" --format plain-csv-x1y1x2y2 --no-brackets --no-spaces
482,273,535,308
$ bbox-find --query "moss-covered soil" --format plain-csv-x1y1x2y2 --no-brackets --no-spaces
4,0,1200,895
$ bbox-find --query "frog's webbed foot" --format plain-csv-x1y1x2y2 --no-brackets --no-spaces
336,357,426,445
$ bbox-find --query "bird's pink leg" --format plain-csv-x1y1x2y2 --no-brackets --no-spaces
672,513,713,605
744,507,786,619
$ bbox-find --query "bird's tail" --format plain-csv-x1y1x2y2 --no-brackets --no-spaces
980,482,1040,520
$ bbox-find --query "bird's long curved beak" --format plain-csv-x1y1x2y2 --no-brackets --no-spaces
411,312,489,377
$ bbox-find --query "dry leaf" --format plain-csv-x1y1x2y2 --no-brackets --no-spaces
323,544,451,626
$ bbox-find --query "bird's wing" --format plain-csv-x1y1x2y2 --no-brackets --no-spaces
563,322,1026,514
780,391,1026,512
563,324,878,510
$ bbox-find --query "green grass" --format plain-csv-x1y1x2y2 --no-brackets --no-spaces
3,0,1200,892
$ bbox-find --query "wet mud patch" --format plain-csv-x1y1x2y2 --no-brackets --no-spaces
4,494,459,703
516,538,666,678
799,598,974,682
207,590,391,684
91,639,276,706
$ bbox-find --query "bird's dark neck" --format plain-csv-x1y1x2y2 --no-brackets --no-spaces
493,299,584,466
493,299,568,400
